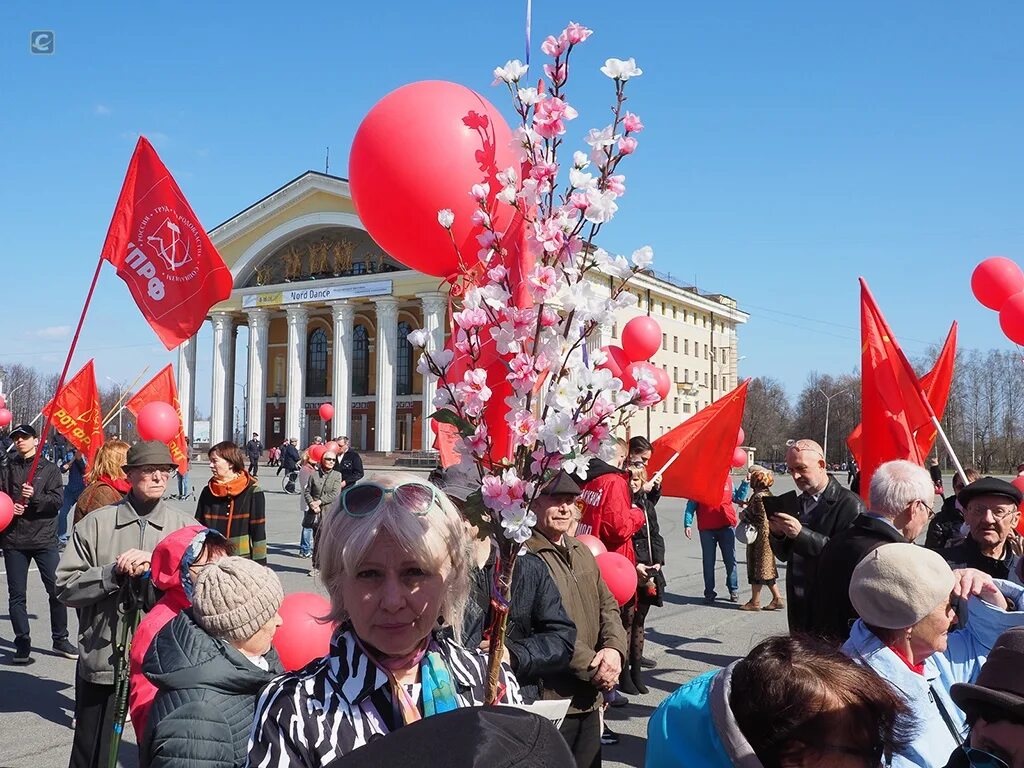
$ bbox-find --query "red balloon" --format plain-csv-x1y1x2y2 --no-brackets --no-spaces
0,394,6,409
628,362,662,402
0,408,11,428
597,345,634,383
737,427,745,446
319,403,335,422
308,444,327,462
999,292,1024,345
621,316,662,362
273,592,335,671
651,366,671,401
350,81,518,278
137,402,180,443
576,534,607,557
0,492,13,534
1012,478,1024,531
732,447,748,468
972,257,1024,311
325,441,342,455
595,552,638,606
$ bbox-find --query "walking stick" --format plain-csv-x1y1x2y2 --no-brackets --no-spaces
108,572,147,768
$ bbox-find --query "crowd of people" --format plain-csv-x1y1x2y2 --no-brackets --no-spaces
3,423,1024,768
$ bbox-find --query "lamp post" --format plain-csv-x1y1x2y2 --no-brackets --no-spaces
818,388,847,465
106,376,128,439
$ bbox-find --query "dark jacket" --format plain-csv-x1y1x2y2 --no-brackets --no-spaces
462,546,576,703
926,494,965,551
142,611,283,768
244,439,263,460
336,449,364,486
632,490,666,607
280,444,300,472
0,452,64,550
942,535,1020,582
811,514,907,643
770,475,863,633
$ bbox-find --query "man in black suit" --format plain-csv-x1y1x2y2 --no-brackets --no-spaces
770,439,863,633
333,436,364,488
811,460,934,643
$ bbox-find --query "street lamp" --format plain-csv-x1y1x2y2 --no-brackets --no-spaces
106,376,128,439
818,388,847,464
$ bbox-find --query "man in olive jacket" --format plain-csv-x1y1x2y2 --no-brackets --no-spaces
526,471,628,768
57,441,197,768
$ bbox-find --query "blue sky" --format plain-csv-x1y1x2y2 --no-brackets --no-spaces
1,2,1022,415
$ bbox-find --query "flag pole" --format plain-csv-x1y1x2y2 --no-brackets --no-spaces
102,365,150,428
932,416,967,486
27,255,105,487
653,451,681,478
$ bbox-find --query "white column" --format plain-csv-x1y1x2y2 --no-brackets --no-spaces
373,296,399,452
285,306,308,442
330,300,355,440
226,324,236,440
246,308,270,445
417,292,447,452
210,312,234,445
176,333,197,439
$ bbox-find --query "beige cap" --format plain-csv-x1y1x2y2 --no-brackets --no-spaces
849,543,957,630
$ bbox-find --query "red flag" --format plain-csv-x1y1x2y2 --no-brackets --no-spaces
649,380,749,505
124,365,188,475
858,279,935,501
100,137,232,350
41,360,104,465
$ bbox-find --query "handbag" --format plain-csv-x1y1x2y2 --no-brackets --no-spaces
736,517,758,545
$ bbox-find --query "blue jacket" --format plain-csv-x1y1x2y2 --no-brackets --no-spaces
842,580,1024,768
684,480,749,529
646,663,764,768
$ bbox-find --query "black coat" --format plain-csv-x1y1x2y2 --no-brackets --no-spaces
0,452,64,550
942,535,1020,581
770,476,863,633
632,491,666,607
811,514,907,643
280,444,300,471
142,611,284,768
336,450,364,486
462,547,576,703
926,495,965,551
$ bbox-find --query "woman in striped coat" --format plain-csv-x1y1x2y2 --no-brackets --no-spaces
196,442,267,566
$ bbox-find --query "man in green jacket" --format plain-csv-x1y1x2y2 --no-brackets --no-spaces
57,441,197,768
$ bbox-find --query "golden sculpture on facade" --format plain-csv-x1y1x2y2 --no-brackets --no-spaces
308,239,330,276
331,239,355,275
254,264,273,286
283,245,304,281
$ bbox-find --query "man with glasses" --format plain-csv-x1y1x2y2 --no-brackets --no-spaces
57,441,197,768
943,477,1023,582
0,423,73,664
333,435,364,489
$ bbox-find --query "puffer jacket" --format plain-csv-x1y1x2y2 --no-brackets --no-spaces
842,580,1024,768
646,663,764,768
462,545,576,703
142,611,283,768
129,525,221,738
0,452,64,550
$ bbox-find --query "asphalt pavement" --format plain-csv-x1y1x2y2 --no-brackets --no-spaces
0,464,804,768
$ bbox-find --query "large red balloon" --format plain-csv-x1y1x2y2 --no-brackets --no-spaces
732,447,748,468
137,402,180,443
628,362,663,402
325,441,342,455
308,444,327,463
595,552,638,606
273,592,335,671
999,292,1024,345
0,492,13,534
319,403,334,422
0,408,11,428
736,427,746,446
972,257,1024,311
651,366,671,401
597,345,633,382
621,317,662,362
576,534,607,557
350,81,518,279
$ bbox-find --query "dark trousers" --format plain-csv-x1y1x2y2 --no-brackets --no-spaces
3,546,68,649
69,673,116,768
248,457,259,476
559,709,601,768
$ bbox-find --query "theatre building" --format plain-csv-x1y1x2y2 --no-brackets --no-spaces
176,171,748,454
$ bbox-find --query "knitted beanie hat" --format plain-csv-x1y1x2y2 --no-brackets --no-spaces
192,557,284,642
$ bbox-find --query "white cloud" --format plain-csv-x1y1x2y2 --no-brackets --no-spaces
94,104,111,116
30,326,72,339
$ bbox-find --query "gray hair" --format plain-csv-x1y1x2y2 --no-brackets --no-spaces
868,461,934,518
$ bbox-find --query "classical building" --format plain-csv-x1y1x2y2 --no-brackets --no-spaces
176,171,748,452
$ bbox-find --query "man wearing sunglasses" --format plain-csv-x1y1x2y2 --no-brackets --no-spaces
943,478,1023,583
331,435,364,489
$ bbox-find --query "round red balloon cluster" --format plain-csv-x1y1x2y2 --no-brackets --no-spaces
972,257,1024,344
0,408,12,428
308,444,327,463
596,316,668,405
732,426,747,468
595,552,638,606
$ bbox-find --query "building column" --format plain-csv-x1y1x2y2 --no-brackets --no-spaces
246,308,270,445
417,292,447,452
373,296,399,452
285,306,309,442
176,333,197,439
210,312,234,445
330,300,355,440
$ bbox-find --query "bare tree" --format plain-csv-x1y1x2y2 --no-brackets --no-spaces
743,377,793,464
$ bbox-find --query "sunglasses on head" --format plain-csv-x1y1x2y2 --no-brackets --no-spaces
340,481,438,518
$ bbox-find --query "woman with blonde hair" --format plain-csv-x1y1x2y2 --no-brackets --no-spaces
248,470,521,763
740,466,784,612
72,439,130,524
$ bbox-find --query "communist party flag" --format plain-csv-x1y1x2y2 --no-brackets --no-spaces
100,137,232,350
857,278,935,502
847,321,957,465
648,379,749,506
125,365,188,475
41,360,104,465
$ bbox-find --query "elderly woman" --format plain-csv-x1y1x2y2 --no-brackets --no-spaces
72,439,131,524
248,471,522,763
739,466,784,612
304,450,344,573
196,441,266,566
843,543,1024,767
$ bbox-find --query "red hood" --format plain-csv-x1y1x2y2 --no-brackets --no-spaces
149,525,208,594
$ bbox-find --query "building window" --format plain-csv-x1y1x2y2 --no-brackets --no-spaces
352,324,370,396
684,369,690,383
660,301,665,314
673,398,679,414
662,333,667,351
673,336,678,353
722,375,728,390
704,344,709,360
673,366,678,382
396,322,414,396
683,402,692,414
704,372,709,387
662,399,667,413
306,328,328,397
672,305,678,319
684,339,689,356
612,322,618,338
703,315,708,328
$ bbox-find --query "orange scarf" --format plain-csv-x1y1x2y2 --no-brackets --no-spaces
208,471,252,540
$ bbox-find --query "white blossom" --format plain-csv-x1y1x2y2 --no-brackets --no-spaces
437,209,455,229
407,329,429,348
584,189,619,224
631,245,654,270
600,57,643,81
493,59,529,85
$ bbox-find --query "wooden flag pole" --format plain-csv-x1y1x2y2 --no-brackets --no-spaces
654,451,681,478
931,416,967,486
101,365,150,428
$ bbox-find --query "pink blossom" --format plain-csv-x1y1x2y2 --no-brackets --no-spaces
575,415,599,437
543,62,567,85
541,35,565,57
569,191,589,210
635,380,660,408
529,159,559,184
586,422,611,454
534,218,567,254
527,265,560,301
533,96,577,139
561,22,593,45
456,368,493,418
508,410,539,448
539,306,561,327
592,395,615,420
457,423,489,458
531,448,561,476
471,208,491,227
453,333,473,356
476,229,498,249
470,183,490,202
487,264,508,283
618,137,638,155
623,112,644,133
481,475,512,511
453,307,488,330
604,174,626,196
508,353,539,394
